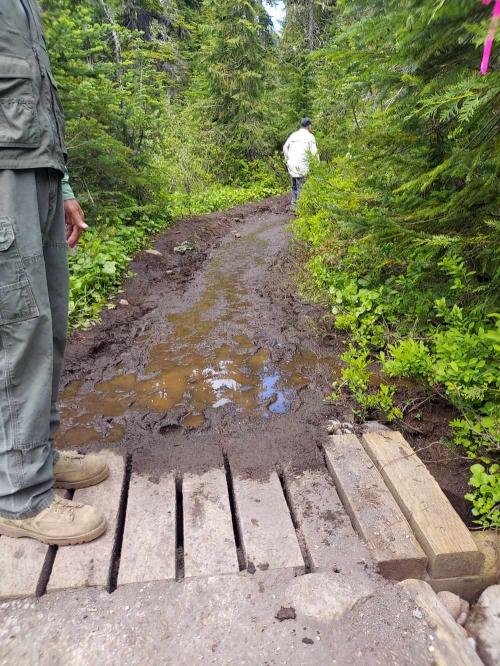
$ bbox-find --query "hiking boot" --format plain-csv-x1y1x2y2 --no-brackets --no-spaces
0,496,107,546
54,451,109,489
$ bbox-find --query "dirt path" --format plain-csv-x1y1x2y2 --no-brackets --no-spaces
58,195,344,480
0,196,476,666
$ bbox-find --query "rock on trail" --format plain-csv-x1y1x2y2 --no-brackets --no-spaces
466,585,500,666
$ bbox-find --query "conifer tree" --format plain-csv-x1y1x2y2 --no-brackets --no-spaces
194,0,274,165
275,1,337,136
291,0,499,526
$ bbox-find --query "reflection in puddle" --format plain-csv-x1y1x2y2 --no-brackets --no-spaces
60,333,312,441
57,227,333,447
260,373,296,414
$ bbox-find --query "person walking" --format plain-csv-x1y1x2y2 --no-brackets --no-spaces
283,118,318,210
0,0,109,545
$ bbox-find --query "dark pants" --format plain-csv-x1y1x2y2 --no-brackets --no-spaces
290,176,306,208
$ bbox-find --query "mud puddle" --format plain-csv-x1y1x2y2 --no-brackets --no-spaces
58,197,340,461
59,339,321,447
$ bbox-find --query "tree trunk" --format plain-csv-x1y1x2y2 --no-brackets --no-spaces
99,0,122,64
307,0,314,51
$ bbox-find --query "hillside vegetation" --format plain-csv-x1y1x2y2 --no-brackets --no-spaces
291,0,499,527
41,0,287,328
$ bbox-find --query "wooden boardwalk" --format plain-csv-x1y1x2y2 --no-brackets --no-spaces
0,430,496,600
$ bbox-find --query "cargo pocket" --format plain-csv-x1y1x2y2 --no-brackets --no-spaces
0,219,39,325
0,55,40,149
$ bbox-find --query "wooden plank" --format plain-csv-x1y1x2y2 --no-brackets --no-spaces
119,473,176,585
425,531,500,601
233,472,304,573
0,536,48,600
183,468,239,578
427,574,498,603
324,434,427,580
285,468,371,573
362,431,483,578
0,491,70,600
47,451,125,592
400,579,483,666
428,531,499,601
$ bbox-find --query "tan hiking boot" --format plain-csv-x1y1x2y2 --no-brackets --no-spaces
54,451,109,489
0,496,107,546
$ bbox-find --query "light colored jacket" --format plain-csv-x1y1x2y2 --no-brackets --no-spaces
283,127,318,178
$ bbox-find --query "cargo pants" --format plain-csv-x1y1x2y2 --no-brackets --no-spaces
0,168,68,518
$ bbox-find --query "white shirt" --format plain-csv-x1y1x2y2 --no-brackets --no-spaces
283,127,318,178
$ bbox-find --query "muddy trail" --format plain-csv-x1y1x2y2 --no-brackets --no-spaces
58,194,469,520
58,195,346,481
0,196,485,666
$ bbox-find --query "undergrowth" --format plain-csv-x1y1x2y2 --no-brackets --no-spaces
291,0,500,528
293,193,499,528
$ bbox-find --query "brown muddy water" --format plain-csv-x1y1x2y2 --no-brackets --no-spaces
58,197,341,460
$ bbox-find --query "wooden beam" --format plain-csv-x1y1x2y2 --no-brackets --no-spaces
48,451,125,592
284,468,371,573
362,431,483,578
324,434,427,580
233,472,304,573
119,473,176,585
183,469,239,578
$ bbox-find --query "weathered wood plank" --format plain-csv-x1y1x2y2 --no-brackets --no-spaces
285,468,370,573
233,472,304,573
119,473,176,585
183,468,239,578
0,491,70,600
427,574,498,603
0,537,48,600
428,531,499,601
47,451,125,592
324,434,427,580
362,431,483,578
400,579,483,666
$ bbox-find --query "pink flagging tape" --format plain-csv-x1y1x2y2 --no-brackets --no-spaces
480,0,500,75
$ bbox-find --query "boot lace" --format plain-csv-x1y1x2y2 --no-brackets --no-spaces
60,451,84,463
50,496,83,521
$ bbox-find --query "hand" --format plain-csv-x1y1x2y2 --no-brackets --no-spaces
64,198,88,248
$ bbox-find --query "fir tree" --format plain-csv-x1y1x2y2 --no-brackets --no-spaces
194,0,274,163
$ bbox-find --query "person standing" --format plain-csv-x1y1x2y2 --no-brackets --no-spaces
283,118,318,210
0,0,109,545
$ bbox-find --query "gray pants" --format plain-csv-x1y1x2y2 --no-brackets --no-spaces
290,176,306,208
0,169,68,518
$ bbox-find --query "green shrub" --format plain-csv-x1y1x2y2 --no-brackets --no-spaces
292,0,500,527
465,464,500,527
329,346,403,423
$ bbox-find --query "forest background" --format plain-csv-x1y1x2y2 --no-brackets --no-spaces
40,0,499,527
